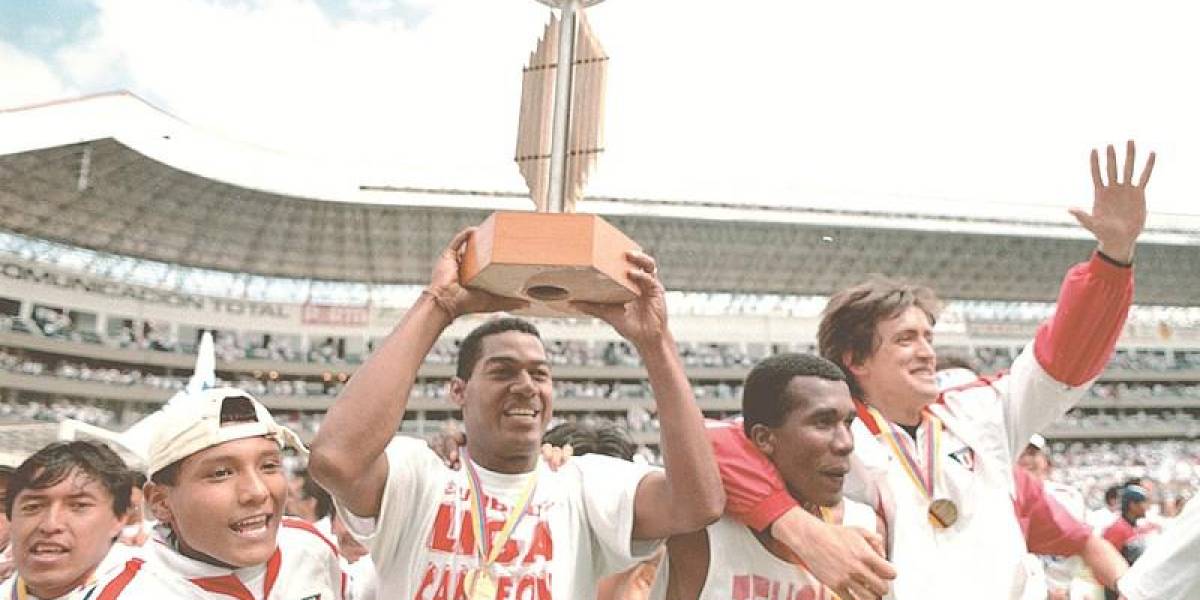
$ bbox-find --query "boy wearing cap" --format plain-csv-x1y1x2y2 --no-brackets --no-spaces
90,388,344,599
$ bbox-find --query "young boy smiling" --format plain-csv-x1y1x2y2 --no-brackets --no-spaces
91,388,344,599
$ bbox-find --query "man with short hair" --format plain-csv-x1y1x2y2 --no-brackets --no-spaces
1089,485,1124,532
1,442,131,600
541,420,638,462
657,353,882,599
309,229,724,598
90,388,343,598
1103,485,1150,565
286,468,334,537
707,142,1155,599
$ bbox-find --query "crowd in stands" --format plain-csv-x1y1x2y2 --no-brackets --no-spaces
1055,409,1200,436
6,348,1199,412
7,312,1200,377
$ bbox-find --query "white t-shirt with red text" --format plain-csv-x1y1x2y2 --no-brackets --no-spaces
339,437,661,600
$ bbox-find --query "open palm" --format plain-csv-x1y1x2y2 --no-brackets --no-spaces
1069,140,1155,264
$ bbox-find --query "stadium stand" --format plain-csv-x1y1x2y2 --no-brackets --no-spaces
1,93,1198,519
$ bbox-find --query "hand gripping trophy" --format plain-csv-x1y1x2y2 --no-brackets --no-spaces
459,0,643,316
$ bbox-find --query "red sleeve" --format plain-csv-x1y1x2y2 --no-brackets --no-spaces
1102,519,1135,551
706,420,797,532
1012,466,1038,537
1013,469,1091,556
1034,251,1134,386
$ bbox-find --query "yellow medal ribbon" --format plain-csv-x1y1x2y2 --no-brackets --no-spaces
864,404,939,499
462,449,540,599
860,403,956,528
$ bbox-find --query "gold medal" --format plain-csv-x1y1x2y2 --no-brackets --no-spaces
928,498,959,528
465,567,498,600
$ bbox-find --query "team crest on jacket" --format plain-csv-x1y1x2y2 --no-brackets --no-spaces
948,446,977,471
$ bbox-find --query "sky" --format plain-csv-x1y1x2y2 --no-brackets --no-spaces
3,0,1199,222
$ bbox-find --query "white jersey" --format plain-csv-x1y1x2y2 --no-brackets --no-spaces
655,500,876,600
0,542,137,600
338,436,661,600
342,554,377,600
845,344,1093,600
1118,494,1200,600
0,576,89,600
87,519,344,599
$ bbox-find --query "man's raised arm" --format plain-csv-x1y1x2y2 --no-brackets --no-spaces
308,228,525,518
1033,141,1153,387
574,251,724,540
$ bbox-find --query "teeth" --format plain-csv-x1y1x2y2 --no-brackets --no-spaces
232,515,269,532
32,544,67,554
506,409,537,417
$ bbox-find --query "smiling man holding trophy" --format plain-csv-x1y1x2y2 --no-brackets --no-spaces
308,2,725,598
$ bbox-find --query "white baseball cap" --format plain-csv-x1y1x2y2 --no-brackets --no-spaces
1028,433,1047,451
147,387,306,478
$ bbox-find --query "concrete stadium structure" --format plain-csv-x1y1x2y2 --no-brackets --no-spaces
2,92,1198,459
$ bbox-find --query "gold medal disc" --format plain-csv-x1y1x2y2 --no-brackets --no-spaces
928,498,959,528
466,568,498,600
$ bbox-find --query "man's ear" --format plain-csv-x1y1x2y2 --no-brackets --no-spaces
448,377,467,410
749,423,777,457
144,482,174,526
105,503,125,541
843,350,867,378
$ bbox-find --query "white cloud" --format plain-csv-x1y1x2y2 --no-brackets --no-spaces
0,41,75,107
13,0,1200,218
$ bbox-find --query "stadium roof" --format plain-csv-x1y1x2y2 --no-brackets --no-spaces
2,92,1198,305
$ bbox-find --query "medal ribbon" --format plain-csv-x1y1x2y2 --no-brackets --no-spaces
461,448,540,567
857,401,942,501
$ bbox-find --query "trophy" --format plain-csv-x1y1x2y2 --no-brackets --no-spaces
459,0,641,316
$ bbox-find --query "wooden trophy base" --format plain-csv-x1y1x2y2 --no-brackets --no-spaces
460,212,641,317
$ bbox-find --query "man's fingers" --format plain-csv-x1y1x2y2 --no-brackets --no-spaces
625,250,657,274
1123,140,1136,185
1068,208,1096,234
1106,144,1119,186
851,527,890,565
627,268,663,296
847,578,885,600
446,227,476,256
864,549,897,579
1138,151,1156,189
849,575,886,599
865,534,886,558
1090,149,1103,189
